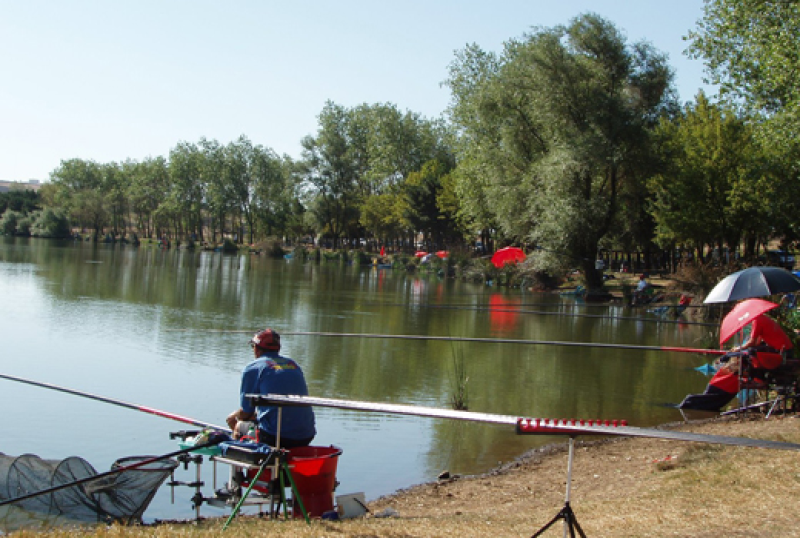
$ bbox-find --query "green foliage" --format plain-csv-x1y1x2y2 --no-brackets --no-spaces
266,240,285,259
649,94,764,254
31,208,71,238
687,0,800,212
301,100,455,248
404,159,463,246
687,0,800,116
448,343,469,411
445,13,676,289
15,215,32,236
353,249,371,266
221,238,238,253
0,190,40,215
1,211,21,235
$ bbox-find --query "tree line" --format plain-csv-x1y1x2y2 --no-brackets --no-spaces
3,3,798,288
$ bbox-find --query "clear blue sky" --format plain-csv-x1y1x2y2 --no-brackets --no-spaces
0,1,712,182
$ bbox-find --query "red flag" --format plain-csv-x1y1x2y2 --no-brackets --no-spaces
380,246,385,256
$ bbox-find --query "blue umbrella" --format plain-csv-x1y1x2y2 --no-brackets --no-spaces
704,266,800,303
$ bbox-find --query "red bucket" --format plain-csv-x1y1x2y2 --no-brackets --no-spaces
243,445,342,518
286,445,342,518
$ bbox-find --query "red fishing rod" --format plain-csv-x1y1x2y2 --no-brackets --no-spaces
0,373,229,431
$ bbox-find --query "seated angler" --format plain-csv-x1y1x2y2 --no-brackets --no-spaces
226,328,316,448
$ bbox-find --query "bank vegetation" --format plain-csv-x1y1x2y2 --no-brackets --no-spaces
2,0,799,293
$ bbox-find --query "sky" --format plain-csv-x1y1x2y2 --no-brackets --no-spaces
0,1,713,183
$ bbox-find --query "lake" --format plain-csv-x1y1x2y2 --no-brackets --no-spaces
0,237,712,525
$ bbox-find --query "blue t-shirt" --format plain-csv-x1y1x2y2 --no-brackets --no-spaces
239,352,316,441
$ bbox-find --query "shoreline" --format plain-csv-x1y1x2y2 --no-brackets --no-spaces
10,414,800,537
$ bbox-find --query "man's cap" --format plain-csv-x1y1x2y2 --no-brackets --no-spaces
251,328,281,351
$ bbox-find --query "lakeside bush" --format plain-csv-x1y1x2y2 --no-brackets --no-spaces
31,208,71,238
0,210,21,235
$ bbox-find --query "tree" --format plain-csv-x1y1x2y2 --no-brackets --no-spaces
649,93,763,257
251,146,296,240
50,159,107,238
101,163,126,237
168,141,206,239
0,190,40,215
300,102,365,248
446,14,676,288
404,159,461,248
687,0,800,166
125,156,170,239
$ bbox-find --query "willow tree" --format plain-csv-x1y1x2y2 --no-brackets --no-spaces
446,14,675,289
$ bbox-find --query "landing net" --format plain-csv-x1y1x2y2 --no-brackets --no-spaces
0,452,178,531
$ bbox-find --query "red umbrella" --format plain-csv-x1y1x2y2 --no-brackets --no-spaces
436,250,449,259
719,298,779,346
491,247,526,268
414,251,428,258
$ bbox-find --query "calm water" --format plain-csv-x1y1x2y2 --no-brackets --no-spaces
0,237,712,524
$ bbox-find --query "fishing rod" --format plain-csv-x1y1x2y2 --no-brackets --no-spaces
382,304,717,327
0,373,229,432
380,300,711,310
251,394,800,451
0,440,225,508
167,330,727,355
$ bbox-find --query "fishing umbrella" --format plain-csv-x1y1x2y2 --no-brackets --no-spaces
718,298,779,346
414,251,428,258
703,266,800,303
491,247,526,268
436,250,449,259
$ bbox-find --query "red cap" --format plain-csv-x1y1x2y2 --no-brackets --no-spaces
251,328,281,351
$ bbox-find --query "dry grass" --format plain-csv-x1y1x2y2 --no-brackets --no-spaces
8,416,800,537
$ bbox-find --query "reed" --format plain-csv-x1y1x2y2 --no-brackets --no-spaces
447,340,469,411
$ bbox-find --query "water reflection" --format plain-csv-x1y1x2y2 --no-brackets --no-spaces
0,237,712,523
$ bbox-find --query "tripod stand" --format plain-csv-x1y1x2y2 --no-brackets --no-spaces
531,435,586,537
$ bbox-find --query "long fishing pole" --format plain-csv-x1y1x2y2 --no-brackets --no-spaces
0,440,224,508
166,330,727,355
384,304,717,327
252,394,800,451
0,373,229,431
380,301,712,310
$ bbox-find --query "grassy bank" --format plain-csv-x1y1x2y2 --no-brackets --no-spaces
9,416,800,537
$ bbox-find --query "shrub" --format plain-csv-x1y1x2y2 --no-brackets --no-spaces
266,240,285,258
1,211,21,235
354,250,370,266
16,215,33,236
221,238,238,253
31,208,71,238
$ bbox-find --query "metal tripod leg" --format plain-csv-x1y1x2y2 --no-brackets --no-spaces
531,436,587,538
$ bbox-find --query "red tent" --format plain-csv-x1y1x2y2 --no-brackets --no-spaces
491,247,526,268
